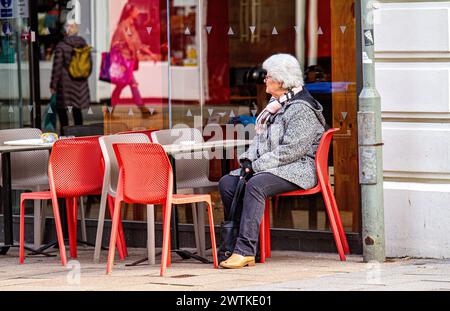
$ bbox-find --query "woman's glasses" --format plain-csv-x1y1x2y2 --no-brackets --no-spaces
264,75,273,83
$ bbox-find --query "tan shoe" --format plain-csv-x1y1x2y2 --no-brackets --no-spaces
219,254,256,269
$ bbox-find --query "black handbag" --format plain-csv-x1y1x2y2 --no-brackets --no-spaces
218,216,240,263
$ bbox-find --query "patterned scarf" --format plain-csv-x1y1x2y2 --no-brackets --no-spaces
255,87,303,134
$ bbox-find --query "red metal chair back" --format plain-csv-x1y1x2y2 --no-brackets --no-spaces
48,136,104,198
280,128,340,196
113,143,172,204
315,128,340,184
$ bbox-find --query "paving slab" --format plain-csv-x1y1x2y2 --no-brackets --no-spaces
0,248,449,291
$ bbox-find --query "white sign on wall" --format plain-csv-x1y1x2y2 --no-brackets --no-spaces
0,0,28,19
15,0,28,18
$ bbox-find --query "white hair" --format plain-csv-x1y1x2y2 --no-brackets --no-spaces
64,20,79,36
262,54,304,89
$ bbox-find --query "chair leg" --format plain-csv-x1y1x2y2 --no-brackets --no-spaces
113,196,128,257
162,204,171,267
40,200,47,247
66,198,77,259
19,197,26,264
79,197,88,244
259,219,266,263
160,201,172,277
320,187,346,261
205,198,218,268
146,204,156,265
197,204,206,258
326,182,350,255
51,197,68,266
106,198,122,274
195,188,212,258
73,197,80,243
265,200,271,258
94,189,108,263
191,204,201,256
33,199,43,249
107,196,126,260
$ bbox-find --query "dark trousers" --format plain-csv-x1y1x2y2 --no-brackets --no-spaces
219,173,300,257
57,107,83,135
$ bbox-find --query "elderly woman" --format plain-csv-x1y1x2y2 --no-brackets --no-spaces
219,54,327,269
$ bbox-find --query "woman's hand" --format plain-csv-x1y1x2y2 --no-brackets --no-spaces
240,159,254,177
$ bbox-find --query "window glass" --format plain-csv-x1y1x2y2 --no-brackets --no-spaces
25,0,359,233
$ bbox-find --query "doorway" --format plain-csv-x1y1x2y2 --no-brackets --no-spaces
0,0,37,130
193,0,361,235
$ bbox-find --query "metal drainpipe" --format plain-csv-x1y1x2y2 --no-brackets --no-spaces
358,0,385,263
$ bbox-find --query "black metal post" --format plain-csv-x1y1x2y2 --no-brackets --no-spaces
0,153,12,255
29,0,41,128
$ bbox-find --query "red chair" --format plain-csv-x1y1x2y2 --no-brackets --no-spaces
259,128,350,263
106,143,218,276
19,136,126,265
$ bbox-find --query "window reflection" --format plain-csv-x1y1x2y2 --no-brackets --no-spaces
15,0,358,233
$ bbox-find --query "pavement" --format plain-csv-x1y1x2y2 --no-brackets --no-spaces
0,247,449,291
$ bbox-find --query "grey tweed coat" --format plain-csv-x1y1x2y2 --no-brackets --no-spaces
230,88,326,189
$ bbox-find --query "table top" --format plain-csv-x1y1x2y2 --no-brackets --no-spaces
162,139,251,154
0,139,251,154
0,144,53,153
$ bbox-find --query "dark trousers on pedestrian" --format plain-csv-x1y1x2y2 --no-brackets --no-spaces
219,173,300,257
57,107,83,135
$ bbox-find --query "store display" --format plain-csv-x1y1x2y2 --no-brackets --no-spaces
0,22,15,63
169,4,197,67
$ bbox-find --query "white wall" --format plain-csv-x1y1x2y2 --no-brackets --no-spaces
375,1,450,258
